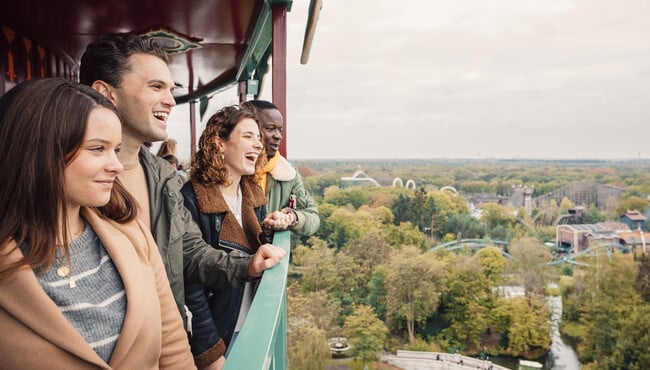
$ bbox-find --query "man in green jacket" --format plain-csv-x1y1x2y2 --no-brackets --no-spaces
242,100,320,237
80,33,285,368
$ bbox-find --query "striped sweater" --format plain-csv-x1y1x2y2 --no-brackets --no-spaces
23,222,126,363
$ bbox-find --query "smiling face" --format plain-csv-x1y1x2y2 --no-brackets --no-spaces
64,107,124,210
258,108,284,158
220,118,263,180
111,53,176,143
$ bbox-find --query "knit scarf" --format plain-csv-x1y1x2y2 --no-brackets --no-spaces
259,151,279,193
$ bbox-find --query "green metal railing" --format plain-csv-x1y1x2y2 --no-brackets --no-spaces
223,230,290,370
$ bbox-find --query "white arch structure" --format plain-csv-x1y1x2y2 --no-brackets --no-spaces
392,177,417,189
440,186,459,196
341,170,380,187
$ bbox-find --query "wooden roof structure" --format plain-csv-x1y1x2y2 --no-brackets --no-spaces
0,0,320,155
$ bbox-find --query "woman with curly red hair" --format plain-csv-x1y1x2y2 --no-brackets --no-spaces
180,105,290,369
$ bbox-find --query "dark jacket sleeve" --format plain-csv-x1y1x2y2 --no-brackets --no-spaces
258,204,274,245
185,282,226,366
180,183,254,287
181,183,227,366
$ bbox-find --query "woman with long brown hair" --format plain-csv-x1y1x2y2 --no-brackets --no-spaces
0,78,194,369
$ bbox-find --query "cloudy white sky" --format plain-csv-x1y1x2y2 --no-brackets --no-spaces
166,0,650,161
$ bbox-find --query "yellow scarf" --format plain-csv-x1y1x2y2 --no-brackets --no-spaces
259,151,279,193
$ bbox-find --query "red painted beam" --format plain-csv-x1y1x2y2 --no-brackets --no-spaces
272,4,288,158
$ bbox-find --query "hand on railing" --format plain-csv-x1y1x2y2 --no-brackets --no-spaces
247,243,286,277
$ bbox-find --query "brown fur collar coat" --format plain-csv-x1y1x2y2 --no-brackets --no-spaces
190,179,267,252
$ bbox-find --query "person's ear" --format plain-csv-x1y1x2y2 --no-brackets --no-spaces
91,80,118,105
216,138,225,153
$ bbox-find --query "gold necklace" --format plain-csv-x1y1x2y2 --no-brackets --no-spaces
53,253,79,288
53,256,74,277
53,224,85,288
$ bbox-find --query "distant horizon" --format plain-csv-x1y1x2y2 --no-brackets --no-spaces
290,157,650,162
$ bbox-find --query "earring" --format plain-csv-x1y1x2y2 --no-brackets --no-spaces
220,152,225,161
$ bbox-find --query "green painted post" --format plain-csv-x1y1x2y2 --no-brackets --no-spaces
273,296,287,369
223,230,290,370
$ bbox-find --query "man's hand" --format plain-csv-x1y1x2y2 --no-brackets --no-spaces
247,243,286,277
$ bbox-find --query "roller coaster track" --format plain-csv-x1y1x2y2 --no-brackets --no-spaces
430,239,513,259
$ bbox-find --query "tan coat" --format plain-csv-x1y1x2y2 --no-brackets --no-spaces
0,208,195,370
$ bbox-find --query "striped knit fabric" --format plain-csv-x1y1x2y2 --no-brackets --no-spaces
24,222,127,363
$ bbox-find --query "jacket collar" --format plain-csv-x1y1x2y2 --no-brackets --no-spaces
138,146,180,189
269,154,297,182
190,180,266,251
191,179,266,214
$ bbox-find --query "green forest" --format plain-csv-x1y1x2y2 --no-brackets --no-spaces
284,159,650,370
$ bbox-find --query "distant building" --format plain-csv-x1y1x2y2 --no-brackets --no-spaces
510,185,535,215
618,230,650,253
620,210,647,231
643,205,650,221
554,206,586,225
556,222,629,253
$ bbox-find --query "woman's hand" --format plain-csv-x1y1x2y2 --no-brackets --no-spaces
247,243,286,277
262,209,297,230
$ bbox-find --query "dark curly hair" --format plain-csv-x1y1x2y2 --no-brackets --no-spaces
190,105,266,187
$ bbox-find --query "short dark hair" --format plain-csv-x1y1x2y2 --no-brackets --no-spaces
80,32,169,87
241,99,278,111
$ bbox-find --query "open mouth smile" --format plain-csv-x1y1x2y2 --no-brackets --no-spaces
245,152,259,163
153,111,169,122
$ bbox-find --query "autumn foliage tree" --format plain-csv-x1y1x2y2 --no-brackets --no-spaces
508,237,553,295
385,246,447,343
442,255,493,348
615,195,649,217
505,296,551,357
286,284,332,369
342,305,388,365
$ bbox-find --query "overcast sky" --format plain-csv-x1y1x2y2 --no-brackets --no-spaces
166,0,650,161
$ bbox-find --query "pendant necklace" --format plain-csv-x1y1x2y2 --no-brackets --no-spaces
53,252,79,288
53,224,85,288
